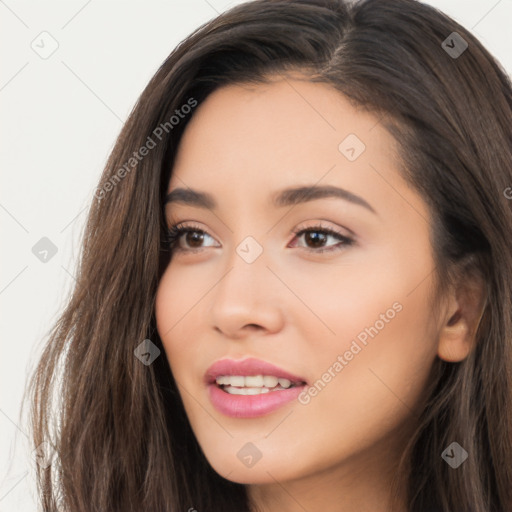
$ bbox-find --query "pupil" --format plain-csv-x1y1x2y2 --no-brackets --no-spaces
187,232,203,247
306,232,326,247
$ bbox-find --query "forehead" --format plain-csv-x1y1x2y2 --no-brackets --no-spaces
168,77,398,190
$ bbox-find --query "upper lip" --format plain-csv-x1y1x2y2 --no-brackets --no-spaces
204,357,308,385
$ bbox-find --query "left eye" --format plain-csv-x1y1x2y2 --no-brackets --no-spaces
162,223,354,254
290,226,354,253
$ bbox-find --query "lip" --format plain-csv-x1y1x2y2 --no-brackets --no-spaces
204,357,307,386
204,357,308,419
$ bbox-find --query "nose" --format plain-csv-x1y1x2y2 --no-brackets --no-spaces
210,244,285,339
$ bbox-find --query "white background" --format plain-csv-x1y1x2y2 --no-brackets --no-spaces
1,0,511,509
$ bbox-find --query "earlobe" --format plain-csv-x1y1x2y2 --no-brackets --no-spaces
436,274,487,363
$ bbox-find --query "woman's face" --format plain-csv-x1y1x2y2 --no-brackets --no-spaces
155,76,442,490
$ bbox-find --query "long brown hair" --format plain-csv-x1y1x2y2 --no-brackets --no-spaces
23,0,512,510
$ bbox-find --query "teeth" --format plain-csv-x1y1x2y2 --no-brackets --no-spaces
263,376,278,387
224,386,271,395
245,375,264,387
228,375,245,387
278,378,292,388
223,385,292,395
215,375,297,389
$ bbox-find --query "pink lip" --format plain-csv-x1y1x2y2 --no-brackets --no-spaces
204,357,307,419
207,383,306,418
204,357,307,385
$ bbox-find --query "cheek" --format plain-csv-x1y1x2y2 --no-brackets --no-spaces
286,243,439,441
154,263,224,394
301,260,438,437
271,243,431,356
155,262,211,343
154,266,200,371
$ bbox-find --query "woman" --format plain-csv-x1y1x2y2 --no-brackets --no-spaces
24,0,512,510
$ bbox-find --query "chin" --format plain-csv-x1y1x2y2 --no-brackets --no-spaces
204,448,304,485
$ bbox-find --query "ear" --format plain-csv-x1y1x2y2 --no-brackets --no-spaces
437,271,487,362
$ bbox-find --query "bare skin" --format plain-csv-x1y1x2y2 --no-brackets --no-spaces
154,74,486,512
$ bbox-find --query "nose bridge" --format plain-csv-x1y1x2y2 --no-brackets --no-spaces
209,231,283,334
218,233,269,300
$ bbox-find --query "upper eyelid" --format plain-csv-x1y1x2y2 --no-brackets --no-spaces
167,220,349,235
165,206,359,236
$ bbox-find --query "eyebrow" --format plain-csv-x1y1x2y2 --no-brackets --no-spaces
165,184,377,214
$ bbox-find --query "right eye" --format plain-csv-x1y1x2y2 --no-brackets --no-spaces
162,223,219,252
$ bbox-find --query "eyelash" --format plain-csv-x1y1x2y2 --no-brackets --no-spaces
162,222,354,254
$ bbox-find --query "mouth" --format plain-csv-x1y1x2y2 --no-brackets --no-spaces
204,357,308,389
213,374,307,395
204,357,308,418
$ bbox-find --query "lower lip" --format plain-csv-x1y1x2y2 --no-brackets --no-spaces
207,383,306,418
